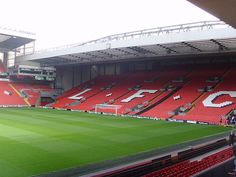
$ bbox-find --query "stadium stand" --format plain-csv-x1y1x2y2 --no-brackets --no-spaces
177,68,236,124
11,82,53,106
92,137,234,177
112,68,188,115
52,64,236,125
53,76,117,109
142,65,228,121
143,147,233,177
0,72,54,106
54,67,189,113
0,81,27,106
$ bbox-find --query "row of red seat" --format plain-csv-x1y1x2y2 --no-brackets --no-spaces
143,147,234,177
0,81,52,106
52,64,236,124
177,69,236,124
52,68,189,112
0,81,26,105
11,82,53,105
142,66,228,123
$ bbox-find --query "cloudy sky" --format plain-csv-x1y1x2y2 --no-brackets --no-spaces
0,0,217,50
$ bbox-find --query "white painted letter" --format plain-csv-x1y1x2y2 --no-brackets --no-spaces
69,88,92,100
121,89,157,103
202,91,236,108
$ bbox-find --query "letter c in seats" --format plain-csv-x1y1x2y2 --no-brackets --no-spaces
202,91,236,108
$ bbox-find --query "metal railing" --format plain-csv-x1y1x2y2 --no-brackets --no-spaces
34,20,230,54
0,26,35,38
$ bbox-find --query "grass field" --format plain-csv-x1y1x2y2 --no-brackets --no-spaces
0,108,230,177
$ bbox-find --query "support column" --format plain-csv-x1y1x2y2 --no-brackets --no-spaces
3,52,8,72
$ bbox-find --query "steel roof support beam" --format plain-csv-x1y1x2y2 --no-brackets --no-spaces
127,46,157,55
182,42,202,52
62,56,92,63
67,54,85,60
97,50,118,58
210,39,229,51
114,48,138,57
39,57,67,66
82,52,106,60
41,58,76,66
156,44,178,54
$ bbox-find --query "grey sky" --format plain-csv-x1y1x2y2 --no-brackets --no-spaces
0,0,217,50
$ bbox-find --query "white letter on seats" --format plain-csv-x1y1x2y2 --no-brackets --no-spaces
69,88,92,100
202,91,236,108
121,89,157,103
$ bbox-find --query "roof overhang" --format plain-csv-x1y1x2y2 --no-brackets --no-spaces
16,21,236,66
0,26,36,52
187,0,236,28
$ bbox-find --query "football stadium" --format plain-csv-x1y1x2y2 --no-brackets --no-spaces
0,1,236,177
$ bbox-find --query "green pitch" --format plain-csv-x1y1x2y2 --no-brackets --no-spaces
0,108,230,177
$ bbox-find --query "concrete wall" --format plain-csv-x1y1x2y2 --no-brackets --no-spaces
81,65,91,83
119,60,153,74
91,65,99,79
55,61,155,91
54,56,236,92
56,66,73,91
56,65,92,91
96,63,120,76
73,65,81,87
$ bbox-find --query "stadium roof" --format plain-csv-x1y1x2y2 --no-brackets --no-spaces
16,21,236,66
0,26,35,53
188,0,236,29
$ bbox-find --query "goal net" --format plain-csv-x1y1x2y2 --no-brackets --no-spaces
95,104,122,115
